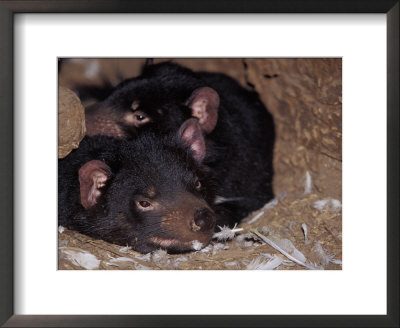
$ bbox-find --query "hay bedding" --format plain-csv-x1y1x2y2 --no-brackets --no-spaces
58,58,342,270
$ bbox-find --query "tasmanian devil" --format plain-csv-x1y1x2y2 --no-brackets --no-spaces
79,62,276,223
59,119,218,254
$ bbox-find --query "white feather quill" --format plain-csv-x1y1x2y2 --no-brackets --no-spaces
247,211,265,224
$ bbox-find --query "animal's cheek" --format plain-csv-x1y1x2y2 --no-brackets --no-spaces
86,116,125,137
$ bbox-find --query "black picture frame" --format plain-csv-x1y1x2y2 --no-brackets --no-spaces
0,1,398,327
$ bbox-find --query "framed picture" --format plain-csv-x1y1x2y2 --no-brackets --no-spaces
0,1,398,327
57,56,342,271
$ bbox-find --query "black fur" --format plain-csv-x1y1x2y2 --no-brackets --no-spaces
59,132,217,254
82,62,276,224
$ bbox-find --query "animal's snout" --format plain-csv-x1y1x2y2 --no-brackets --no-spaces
192,208,215,232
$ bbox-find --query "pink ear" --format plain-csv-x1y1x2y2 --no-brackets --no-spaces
78,160,111,209
178,118,206,163
186,87,219,134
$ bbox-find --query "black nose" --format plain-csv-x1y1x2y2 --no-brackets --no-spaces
192,208,215,232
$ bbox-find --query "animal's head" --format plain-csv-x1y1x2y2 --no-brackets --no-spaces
78,119,216,253
85,63,220,138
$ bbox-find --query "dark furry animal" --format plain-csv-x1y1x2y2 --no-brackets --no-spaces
81,62,276,224
59,119,218,254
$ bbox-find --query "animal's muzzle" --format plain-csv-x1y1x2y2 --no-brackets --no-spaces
191,208,215,232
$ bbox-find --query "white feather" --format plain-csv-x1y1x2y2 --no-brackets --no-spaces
313,242,342,266
247,255,283,270
243,241,254,247
136,253,152,262
119,246,132,253
152,249,171,267
262,197,279,209
199,244,213,253
251,229,321,270
330,259,343,265
261,253,295,266
246,193,286,225
313,199,330,211
301,223,310,245
313,198,342,212
58,226,65,234
330,199,342,212
212,223,243,241
109,257,136,263
59,248,100,270
304,171,312,194
214,196,246,204
247,211,264,224
192,240,204,251
212,243,229,255
236,232,255,243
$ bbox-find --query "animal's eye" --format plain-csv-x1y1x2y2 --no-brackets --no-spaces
136,114,146,121
138,200,151,208
195,180,202,190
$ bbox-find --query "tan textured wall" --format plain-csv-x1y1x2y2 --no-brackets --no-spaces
244,59,342,198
